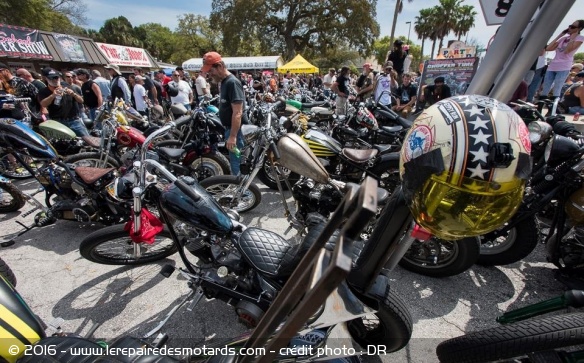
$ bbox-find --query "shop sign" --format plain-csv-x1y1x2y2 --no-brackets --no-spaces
96,42,153,67
0,25,52,60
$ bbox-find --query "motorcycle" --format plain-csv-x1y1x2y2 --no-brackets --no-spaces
0,118,136,245
79,122,418,356
0,175,26,213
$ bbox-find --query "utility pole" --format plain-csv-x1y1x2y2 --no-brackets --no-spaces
406,21,412,44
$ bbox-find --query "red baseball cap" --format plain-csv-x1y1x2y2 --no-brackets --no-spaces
363,63,372,68
201,51,223,72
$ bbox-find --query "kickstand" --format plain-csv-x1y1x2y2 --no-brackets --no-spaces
0,221,36,247
142,288,200,339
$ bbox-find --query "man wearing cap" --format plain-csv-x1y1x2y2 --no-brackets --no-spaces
373,62,398,106
356,63,375,100
104,64,131,104
38,68,90,139
133,76,149,116
202,51,246,175
0,63,42,123
134,68,158,106
76,68,103,124
419,76,452,108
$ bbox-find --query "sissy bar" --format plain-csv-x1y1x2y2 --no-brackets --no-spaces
238,176,378,363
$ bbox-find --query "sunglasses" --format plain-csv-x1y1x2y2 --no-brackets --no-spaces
172,74,179,76
569,25,579,29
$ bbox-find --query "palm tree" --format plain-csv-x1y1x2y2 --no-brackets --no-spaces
435,0,464,54
453,5,477,41
414,8,434,59
99,16,141,47
389,0,414,46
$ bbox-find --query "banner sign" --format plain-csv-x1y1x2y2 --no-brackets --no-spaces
96,42,153,67
54,34,87,63
438,41,477,59
0,24,52,60
419,58,480,98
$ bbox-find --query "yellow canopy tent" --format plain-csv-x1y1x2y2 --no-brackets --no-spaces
277,54,319,74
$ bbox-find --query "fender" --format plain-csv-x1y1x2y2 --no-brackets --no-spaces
378,151,401,164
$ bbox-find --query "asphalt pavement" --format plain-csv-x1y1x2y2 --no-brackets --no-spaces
1,177,567,362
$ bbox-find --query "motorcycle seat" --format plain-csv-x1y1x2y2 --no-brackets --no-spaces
302,101,326,109
373,144,393,154
238,228,299,278
157,147,185,160
313,109,334,118
341,148,379,163
75,167,115,184
380,125,403,133
18,336,180,363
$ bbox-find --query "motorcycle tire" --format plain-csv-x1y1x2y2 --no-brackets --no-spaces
64,152,120,169
80,224,177,265
476,216,539,266
368,160,401,194
0,256,16,286
399,237,480,278
436,312,584,363
0,181,26,213
257,159,300,190
155,140,231,180
0,152,37,179
347,283,413,353
199,175,261,213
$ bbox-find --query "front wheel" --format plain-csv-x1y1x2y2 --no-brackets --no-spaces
64,152,119,168
257,159,300,190
0,181,26,213
436,312,584,363
399,237,480,277
80,224,177,265
199,175,261,213
477,216,539,266
0,152,37,179
347,284,413,353
368,160,400,194
187,152,231,180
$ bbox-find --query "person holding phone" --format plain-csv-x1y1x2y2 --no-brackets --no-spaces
540,20,584,99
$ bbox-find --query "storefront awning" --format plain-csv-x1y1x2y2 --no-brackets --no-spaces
40,31,109,65
182,55,283,71
96,42,159,68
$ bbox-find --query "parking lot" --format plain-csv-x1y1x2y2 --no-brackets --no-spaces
1,177,566,362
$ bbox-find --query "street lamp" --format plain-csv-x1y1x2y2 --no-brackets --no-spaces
406,21,412,44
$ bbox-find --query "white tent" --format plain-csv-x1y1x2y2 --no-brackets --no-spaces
182,55,284,71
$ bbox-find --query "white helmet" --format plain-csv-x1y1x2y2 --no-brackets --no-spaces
399,95,532,240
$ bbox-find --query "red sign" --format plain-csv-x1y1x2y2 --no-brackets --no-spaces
96,42,153,67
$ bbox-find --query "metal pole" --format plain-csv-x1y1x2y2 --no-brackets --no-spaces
465,0,541,96
489,0,577,102
406,21,412,44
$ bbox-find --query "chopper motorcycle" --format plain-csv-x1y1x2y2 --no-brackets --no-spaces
0,118,139,245
79,122,416,356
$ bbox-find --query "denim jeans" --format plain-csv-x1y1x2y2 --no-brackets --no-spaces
541,69,571,98
569,106,584,114
527,68,545,102
59,117,89,137
225,128,244,175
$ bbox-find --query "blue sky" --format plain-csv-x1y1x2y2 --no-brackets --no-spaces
85,0,582,58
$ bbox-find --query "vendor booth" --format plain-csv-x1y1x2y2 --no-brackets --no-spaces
182,55,284,72
277,54,319,74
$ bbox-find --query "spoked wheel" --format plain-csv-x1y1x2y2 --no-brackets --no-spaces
477,217,539,266
0,152,38,179
399,237,480,277
199,175,261,213
257,159,300,190
347,284,412,353
80,224,177,265
0,181,26,213
188,153,231,180
436,313,584,363
369,161,401,194
64,152,119,168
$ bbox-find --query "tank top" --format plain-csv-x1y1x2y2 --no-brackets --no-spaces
81,80,99,108
562,84,581,109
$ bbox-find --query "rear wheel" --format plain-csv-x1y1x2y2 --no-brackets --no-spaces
79,224,177,265
0,181,26,213
0,152,37,179
156,140,231,180
368,160,401,194
199,175,261,213
64,152,119,168
347,284,413,353
477,217,539,266
399,237,480,277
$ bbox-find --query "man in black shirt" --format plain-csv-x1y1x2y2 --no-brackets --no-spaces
202,51,246,175
76,68,103,124
393,73,418,117
420,76,452,107
38,68,90,138
331,66,351,116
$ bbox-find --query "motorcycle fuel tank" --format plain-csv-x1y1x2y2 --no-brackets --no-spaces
301,129,343,157
0,119,58,159
160,181,233,234
278,133,330,184
38,120,77,139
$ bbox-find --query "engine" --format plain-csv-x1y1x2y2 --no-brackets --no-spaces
291,176,344,222
37,164,72,189
557,227,584,272
48,138,83,156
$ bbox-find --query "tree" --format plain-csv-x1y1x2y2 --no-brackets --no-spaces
0,0,81,33
435,0,464,53
389,0,413,46
414,8,434,59
134,23,177,63
99,16,141,47
211,0,380,61
452,5,477,41
173,14,222,63
47,0,88,27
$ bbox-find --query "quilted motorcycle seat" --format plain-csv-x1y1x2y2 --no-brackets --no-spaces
238,228,295,277
17,336,179,363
